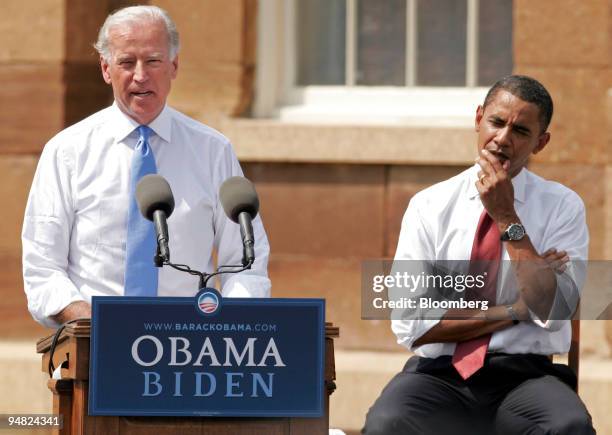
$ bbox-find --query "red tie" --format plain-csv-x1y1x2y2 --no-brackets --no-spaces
452,210,501,380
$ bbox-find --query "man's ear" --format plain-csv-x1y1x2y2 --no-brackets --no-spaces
100,55,112,84
533,132,551,155
475,105,484,132
171,55,179,79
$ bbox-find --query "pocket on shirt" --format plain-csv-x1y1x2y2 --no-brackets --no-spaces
96,197,127,248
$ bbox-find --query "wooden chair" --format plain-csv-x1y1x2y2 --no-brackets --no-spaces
568,318,580,391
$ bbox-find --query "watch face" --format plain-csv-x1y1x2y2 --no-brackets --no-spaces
508,224,525,240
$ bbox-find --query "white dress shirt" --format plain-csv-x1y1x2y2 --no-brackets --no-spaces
23,103,271,328
391,164,589,357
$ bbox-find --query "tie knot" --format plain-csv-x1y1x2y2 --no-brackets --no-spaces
138,125,152,141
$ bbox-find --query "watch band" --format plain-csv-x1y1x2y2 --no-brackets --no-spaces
506,305,520,325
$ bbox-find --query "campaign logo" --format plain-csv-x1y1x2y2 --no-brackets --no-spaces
195,288,222,316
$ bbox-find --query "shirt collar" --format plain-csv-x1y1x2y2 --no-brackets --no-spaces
147,105,172,143
467,163,527,204
110,102,172,144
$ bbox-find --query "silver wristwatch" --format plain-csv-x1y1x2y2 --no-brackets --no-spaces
500,223,526,241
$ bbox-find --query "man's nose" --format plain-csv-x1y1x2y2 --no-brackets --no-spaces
494,125,512,146
133,61,148,82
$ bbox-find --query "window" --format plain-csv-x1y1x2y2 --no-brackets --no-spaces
254,0,512,124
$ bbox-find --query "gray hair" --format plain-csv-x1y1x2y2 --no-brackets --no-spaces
94,5,180,62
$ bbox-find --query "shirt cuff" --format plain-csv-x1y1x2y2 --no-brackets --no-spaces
221,274,271,298
391,317,443,351
529,270,579,331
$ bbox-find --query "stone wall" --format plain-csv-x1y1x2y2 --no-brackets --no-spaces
157,0,257,120
241,163,465,351
0,0,110,338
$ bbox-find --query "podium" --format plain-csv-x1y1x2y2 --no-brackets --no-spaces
37,319,339,435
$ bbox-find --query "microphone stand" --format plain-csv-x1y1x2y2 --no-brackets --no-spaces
201,261,253,288
154,250,254,291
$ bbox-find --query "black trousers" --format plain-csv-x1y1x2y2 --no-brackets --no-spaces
362,354,595,435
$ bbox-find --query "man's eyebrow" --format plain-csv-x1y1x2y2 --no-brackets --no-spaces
512,123,531,134
488,115,505,123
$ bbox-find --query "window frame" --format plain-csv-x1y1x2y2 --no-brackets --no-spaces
253,0,495,125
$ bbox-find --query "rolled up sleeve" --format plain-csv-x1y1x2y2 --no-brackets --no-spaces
22,140,83,328
530,193,588,331
390,194,442,351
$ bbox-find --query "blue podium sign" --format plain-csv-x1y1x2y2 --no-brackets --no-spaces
89,293,325,417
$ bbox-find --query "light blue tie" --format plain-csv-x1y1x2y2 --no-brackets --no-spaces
124,125,158,296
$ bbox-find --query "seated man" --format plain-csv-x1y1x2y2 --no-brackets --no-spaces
363,75,594,434
22,5,270,328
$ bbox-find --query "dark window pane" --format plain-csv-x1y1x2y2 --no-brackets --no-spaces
417,0,467,86
478,0,513,86
296,0,346,85
357,0,406,86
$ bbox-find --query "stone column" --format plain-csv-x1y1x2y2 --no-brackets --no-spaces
0,0,110,337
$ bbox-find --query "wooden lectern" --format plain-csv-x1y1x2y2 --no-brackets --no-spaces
37,319,339,435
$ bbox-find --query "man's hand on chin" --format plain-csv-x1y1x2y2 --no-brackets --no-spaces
475,149,517,225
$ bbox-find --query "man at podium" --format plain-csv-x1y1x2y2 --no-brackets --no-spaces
22,5,270,329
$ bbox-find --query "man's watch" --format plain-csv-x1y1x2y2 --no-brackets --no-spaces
506,305,520,325
500,223,526,241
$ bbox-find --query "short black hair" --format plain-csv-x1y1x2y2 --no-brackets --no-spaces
483,75,554,132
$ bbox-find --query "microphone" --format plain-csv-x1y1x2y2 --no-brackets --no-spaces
219,176,260,266
136,174,175,263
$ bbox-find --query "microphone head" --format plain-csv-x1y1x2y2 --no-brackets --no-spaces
219,176,259,223
136,174,175,221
